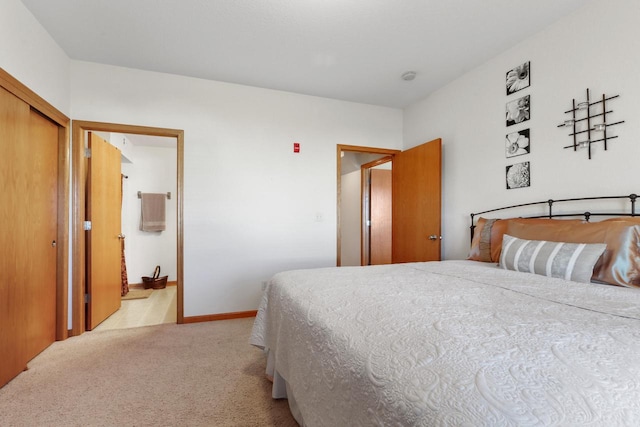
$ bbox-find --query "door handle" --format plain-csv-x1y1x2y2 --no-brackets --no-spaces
118,234,126,239
428,235,441,241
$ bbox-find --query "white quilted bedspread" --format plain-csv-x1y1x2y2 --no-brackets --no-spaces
250,260,640,426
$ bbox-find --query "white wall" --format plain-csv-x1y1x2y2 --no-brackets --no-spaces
121,145,178,284
403,0,640,260
341,170,361,266
70,61,403,316
0,0,70,114
108,132,138,164
0,0,71,326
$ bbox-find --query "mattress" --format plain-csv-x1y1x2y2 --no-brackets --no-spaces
250,260,640,426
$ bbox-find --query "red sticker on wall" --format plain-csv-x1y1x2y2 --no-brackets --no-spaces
293,142,300,153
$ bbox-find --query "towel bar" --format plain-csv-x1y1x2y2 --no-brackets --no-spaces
137,191,171,200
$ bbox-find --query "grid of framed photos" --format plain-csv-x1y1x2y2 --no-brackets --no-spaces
505,61,531,189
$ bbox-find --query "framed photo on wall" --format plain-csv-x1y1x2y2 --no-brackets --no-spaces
506,95,530,127
506,61,530,95
506,161,530,190
505,129,530,158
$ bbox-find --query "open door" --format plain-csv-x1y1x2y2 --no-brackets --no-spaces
86,132,122,330
392,138,442,263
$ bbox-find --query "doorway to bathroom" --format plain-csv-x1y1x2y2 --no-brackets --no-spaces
71,120,184,336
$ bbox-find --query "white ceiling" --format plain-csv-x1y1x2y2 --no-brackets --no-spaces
21,0,591,108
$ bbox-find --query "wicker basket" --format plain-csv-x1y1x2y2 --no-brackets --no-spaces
142,265,167,289
142,275,168,289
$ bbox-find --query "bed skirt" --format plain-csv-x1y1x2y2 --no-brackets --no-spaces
264,349,304,425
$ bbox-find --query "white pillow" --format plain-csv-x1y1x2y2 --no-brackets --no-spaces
500,234,607,283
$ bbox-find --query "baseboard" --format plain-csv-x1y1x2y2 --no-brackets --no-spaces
129,280,177,290
183,310,257,323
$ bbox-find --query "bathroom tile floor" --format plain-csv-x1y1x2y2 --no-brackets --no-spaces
93,285,177,332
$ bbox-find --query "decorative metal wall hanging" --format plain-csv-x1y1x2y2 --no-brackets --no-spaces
558,88,624,159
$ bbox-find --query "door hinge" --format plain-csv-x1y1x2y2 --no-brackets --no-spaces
83,221,92,231
84,293,90,303
84,148,91,158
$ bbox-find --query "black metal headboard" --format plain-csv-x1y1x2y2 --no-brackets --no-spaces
470,193,638,243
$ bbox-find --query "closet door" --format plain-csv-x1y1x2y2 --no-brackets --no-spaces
0,86,30,387
0,87,57,387
24,109,58,360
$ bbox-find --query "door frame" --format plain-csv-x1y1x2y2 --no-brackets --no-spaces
0,68,70,342
72,120,184,336
336,145,399,266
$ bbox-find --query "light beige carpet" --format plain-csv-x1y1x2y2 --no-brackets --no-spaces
121,288,153,300
0,318,297,427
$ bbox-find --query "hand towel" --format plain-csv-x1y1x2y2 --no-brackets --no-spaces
140,193,166,232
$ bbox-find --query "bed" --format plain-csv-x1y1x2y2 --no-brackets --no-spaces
250,195,640,426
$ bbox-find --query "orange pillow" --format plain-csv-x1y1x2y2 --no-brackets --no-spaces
469,218,581,263
468,217,507,263
506,218,601,243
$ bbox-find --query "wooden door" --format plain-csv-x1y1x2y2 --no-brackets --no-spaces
0,87,57,387
370,168,392,264
25,110,58,358
86,132,122,330
392,138,442,263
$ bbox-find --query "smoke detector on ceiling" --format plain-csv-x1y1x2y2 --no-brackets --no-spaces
401,71,417,81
